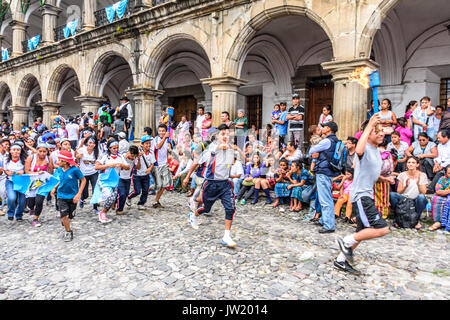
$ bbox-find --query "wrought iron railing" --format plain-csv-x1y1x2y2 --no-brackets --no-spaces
21,40,28,53
152,0,171,5
94,1,135,27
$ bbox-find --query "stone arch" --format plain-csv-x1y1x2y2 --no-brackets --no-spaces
0,81,12,111
16,74,41,107
224,5,336,78
359,0,401,57
87,49,135,97
296,40,333,68
47,64,81,102
144,33,211,89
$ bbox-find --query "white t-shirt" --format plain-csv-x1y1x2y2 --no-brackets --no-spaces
119,156,137,180
4,159,25,181
98,153,127,175
135,150,155,176
230,160,244,179
152,136,168,166
66,123,79,141
397,171,428,200
78,146,97,176
196,114,206,130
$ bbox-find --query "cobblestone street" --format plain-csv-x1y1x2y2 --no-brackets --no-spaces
0,192,449,300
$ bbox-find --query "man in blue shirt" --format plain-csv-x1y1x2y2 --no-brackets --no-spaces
308,122,341,233
272,102,288,151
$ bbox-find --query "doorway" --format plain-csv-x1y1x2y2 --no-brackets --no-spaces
171,95,197,124
246,95,263,130
307,79,334,139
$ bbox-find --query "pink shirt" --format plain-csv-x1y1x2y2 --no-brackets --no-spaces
343,179,353,195
395,125,413,146
355,131,362,140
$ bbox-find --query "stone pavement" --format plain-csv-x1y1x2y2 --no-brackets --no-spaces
0,192,448,300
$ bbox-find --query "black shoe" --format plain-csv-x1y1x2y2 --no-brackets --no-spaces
79,200,84,209
337,237,353,264
16,218,23,222
312,220,323,226
63,230,73,242
23,208,29,213
333,259,361,275
318,228,335,234
8,217,13,221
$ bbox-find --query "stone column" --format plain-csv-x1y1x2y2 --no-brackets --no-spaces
83,0,97,31
74,96,103,115
201,76,247,127
126,87,164,143
10,106,30,129
10,20,27,57
40,4,62,45
322,58,379,140
37,102,60,128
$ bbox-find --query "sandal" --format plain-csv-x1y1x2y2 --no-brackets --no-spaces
428,222,441,231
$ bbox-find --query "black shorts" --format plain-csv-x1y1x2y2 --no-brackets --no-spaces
57,198,77,219
352,196,388,232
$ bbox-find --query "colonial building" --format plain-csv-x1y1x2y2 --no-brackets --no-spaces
0,0,449,141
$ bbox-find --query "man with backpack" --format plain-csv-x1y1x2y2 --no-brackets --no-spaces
308,121,343,233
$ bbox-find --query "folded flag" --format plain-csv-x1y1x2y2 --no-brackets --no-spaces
90,168,120,204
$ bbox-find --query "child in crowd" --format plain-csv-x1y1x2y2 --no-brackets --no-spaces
151,124,172,208
166,152,179,191
271,104,281,122
318,105,333,128
117,145,139,215
394,117,413,146
51,151,86,242
308,125,322,173
286,160,302,211
334,168,355,225
272,159,291,208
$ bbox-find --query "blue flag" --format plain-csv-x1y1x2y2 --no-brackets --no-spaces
116,0,127,19
12,173,60,196
105,4,116,23
12,175,31,194
37,176,60,196
1,47,9,61
27,35,40,52
90,169,120,204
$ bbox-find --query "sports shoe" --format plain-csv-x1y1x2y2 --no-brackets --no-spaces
240,199,246,205
221,234,237,248
188,212,199,229
16,217,23,222
8,217,13,221
137,204,145,211
126,198,132,207
79,199,84,208
189,197,197,212
23,208,29,214
337,237,354,264
32,220,41,228
98,212,112,224
333,259,361,275
56,211,61,218
63,230,73,242
93,209,100,215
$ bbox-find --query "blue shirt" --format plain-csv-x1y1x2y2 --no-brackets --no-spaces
55,166,84,199
276,111,288,136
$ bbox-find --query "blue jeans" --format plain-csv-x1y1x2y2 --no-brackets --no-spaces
389,192,428,219
230,178,243,195
117,178,132,212
6,180,26,219
316,174,334,230
128,175,150,205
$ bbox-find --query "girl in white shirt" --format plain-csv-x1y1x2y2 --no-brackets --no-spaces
76,136,100,214
318,105,333,128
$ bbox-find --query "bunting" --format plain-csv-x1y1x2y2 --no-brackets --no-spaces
27,35,40,52
1,47,9,62
63,19,78,39
105,0,128,23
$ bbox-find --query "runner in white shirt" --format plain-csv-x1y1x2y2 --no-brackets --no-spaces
66,117,80,150
151,125,172,208
117,145,140,215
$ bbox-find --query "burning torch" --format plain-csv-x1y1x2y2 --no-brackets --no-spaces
350,67,381,114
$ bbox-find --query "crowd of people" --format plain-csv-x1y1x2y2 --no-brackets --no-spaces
0,92,449,275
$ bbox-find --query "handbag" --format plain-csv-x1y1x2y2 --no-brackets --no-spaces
394,197,419,228
242,178,255,187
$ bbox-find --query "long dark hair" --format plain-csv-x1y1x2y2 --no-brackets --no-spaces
405,156,422,172
405,100,417,113
382,98,392,111
6,143,28,164
83,136,99,159
106,139,119,156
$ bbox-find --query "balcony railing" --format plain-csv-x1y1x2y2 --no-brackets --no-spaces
54,19,83,42
152,0,171,5
22,35,41,53
94,0,135,28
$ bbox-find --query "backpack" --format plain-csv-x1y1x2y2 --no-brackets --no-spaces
394,197,419,228
327,138,347,172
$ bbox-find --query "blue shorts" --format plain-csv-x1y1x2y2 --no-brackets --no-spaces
196,180,236,221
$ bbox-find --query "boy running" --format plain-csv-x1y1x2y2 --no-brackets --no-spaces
51,151,86,242
334,114,389,275
151,125,172,208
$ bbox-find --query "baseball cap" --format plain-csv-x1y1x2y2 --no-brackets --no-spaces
118,132,127,139
140,135,152,143
58,150,76,166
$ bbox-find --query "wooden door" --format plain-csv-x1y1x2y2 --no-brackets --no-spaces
246,95,263,130
172,96,197,124
307,81,334,138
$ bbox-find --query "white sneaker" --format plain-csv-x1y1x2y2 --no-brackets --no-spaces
188,197,197,212
56,211,61,218
221,234,237,247
137,204,145,211
188,212,199,229
126,198,132,207
98,212,112,224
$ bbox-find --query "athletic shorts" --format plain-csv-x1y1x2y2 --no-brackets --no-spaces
353,196,388,232
57,198,77,219
152,164,173,190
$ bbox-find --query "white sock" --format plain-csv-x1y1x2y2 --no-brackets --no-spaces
343,234,357,247
336,252,346,263
224,230,231,238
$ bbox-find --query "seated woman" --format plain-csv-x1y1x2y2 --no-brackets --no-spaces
387,131,409,172
389,156,429,229
236,153,263,205
430,165,450,231
405,132,437,180
272,159,291,207
289,161,314,212
280,141,302,163
252,156,275,204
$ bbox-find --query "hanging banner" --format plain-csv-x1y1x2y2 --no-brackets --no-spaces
63,19,78,39
27,35,40,52
104,0,128,23
1,47,9,61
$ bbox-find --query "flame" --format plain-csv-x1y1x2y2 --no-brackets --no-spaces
349,67,373,89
